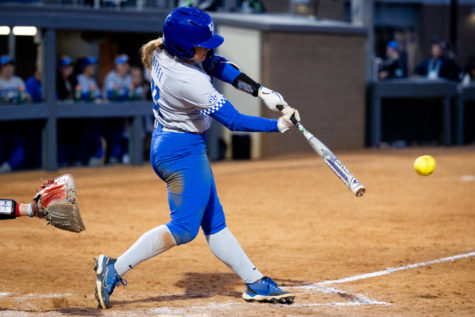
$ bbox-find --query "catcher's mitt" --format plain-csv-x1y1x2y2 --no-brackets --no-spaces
32,174,85,233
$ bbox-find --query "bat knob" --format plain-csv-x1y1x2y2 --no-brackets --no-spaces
355,187,366,197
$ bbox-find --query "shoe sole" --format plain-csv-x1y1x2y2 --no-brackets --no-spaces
242,292,295,304
94,255,109,309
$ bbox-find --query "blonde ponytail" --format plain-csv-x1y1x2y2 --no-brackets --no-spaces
141,38,164,70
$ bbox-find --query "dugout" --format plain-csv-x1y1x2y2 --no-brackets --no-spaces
212,13,367,158
0,4,170,171
0,4,366,170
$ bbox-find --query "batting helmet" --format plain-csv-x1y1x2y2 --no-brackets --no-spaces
162,7,224,60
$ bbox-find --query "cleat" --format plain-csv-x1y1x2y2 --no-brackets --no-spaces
94,255,127,309
242,276,295,305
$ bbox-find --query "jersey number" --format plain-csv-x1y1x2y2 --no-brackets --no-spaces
151,78,160,104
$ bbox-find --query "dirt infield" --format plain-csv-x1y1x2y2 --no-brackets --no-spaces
1,147,474,316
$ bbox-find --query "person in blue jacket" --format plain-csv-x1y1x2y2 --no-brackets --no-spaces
25,67,42,102
94,7,299,309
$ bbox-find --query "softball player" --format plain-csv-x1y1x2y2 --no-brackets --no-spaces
94,7,298,309
103,54,132,101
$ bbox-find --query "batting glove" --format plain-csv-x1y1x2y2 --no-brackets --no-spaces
278,107,300,133
258,86,289,112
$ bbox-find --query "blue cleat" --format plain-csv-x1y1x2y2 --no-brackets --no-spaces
94,254,127,309
242,276,295,304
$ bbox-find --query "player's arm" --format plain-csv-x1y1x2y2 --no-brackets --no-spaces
0,199,31,219
202,53,288,112
0,175,85,232
181,73,297,133
207,97,297,133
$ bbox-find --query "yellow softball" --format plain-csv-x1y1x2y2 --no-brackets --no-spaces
414,155,436,176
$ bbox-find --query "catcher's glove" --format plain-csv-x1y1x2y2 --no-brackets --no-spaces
32,174,85,233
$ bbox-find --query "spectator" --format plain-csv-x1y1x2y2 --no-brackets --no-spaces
23,67,43,169
74,56,103,166
378,40,407,80
57,56,77,166
0,56,28,173
415,39,460,81
76,56,101,101
101,54,132,165
462,55,475,86
25,67,42,102
103,54,131,101
0,55,30,104
130,66,148,100
57,55,75,100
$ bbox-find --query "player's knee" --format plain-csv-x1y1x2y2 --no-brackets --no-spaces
167,221,200,245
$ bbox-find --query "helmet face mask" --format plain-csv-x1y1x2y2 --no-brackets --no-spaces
162,7,224,60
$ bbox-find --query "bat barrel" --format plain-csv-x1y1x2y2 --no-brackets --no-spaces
278,104,367,198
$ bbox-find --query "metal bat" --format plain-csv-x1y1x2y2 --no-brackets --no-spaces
278,106,366,197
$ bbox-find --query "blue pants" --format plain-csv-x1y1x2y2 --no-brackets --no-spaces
150,127,226,245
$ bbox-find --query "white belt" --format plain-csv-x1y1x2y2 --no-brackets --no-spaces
162,127,185,133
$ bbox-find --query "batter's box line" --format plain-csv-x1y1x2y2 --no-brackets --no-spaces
286,251,475,306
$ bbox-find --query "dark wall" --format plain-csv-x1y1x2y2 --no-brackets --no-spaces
415,5,475,71
260,31,366,156
262,0,288,13
263,0,344,20
0,36,37,80
455,5,475,70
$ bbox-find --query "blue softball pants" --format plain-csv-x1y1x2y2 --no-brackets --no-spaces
150,126,226,245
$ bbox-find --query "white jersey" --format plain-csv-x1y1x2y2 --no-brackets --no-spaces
150,49,225,133
77,74,101,98
0,76,25,103
103,70,132,97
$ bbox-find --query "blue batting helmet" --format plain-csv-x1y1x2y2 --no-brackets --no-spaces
162,7,224,60
387,40,399,50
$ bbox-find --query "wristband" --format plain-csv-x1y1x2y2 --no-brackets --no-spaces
27,203,33,217
0,199,17,219
232,73,261,97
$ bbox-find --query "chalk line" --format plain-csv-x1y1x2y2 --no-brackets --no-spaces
6,252,472,314
18,293,72,299
460,175,475,182
303,285,390,305
0,293,72,300
293,301,387,307
297,251,475,289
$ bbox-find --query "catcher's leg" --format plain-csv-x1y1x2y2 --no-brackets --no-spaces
0,199,33,219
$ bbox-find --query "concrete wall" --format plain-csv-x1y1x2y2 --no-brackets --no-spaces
216,25,263,159
260,31,366,156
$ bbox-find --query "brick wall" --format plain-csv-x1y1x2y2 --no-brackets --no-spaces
260,31,366,156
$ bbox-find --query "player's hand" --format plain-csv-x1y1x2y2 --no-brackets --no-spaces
277,107,300,133
258,86,288,112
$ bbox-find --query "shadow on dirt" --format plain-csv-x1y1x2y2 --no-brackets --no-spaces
53,308,103,316
112,272,306,307
42,273,306,314
115,272,243,306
